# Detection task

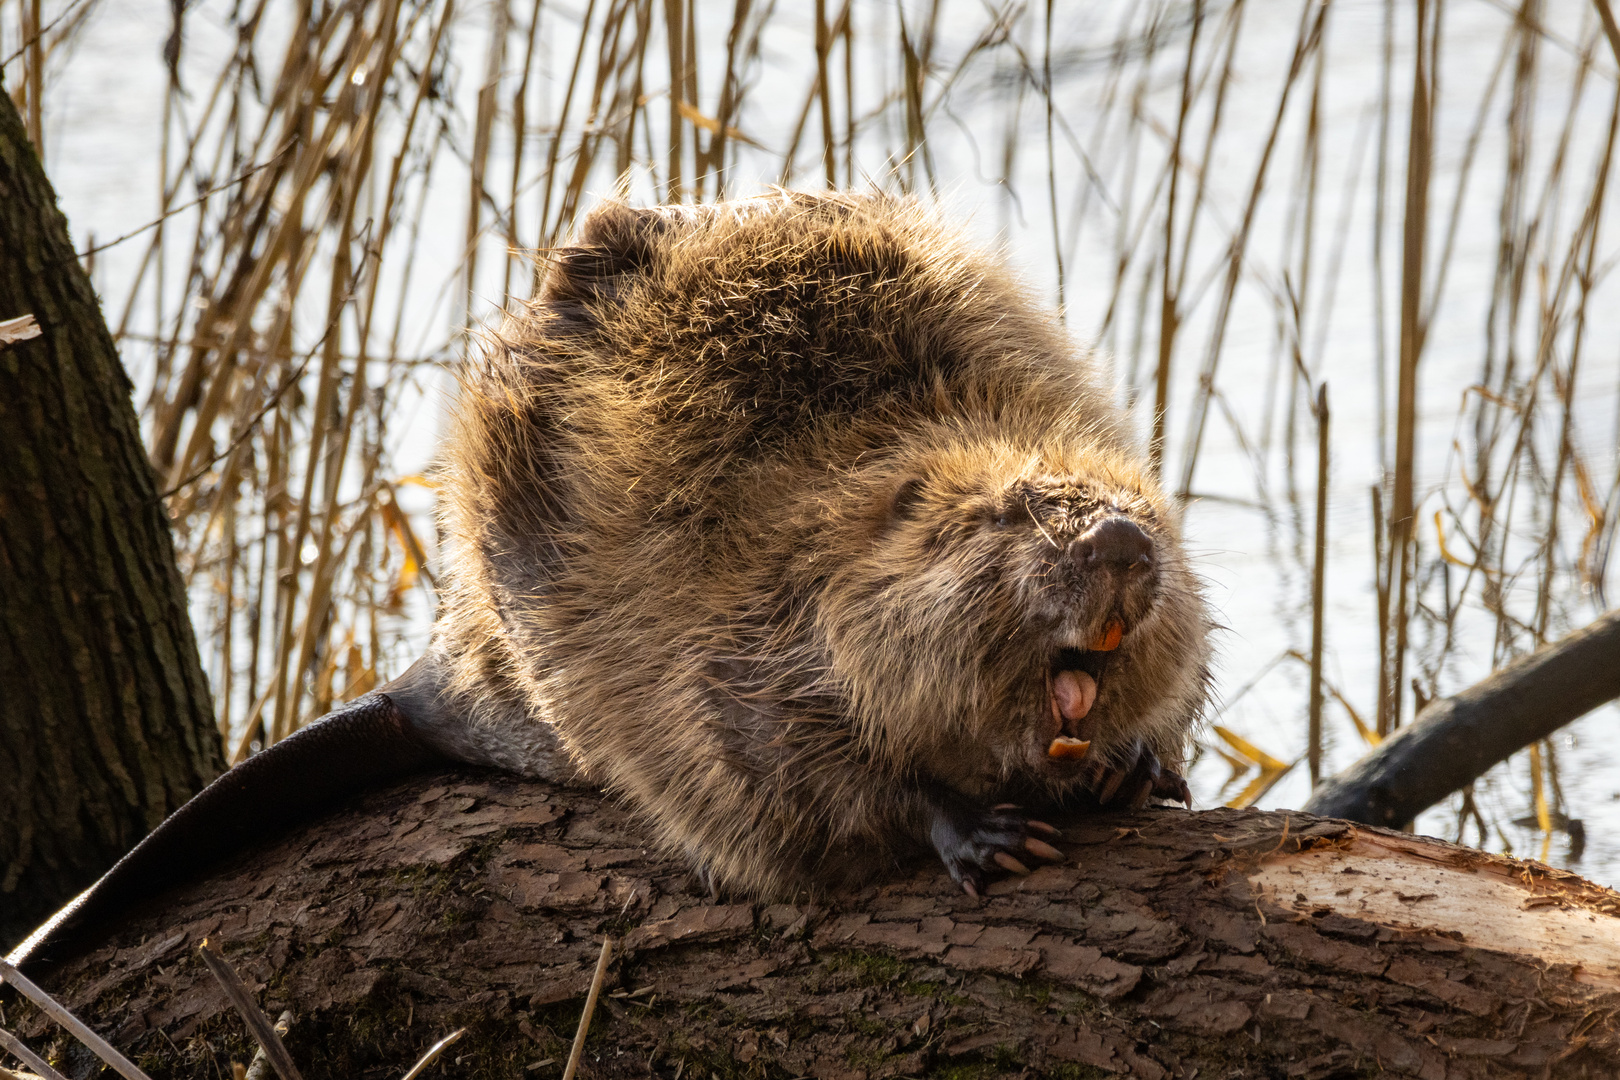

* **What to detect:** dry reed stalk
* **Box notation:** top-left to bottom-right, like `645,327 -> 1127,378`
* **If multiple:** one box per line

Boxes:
505,0 -> 543,300
0,960 -> 153,1080
400,1029 -> 465,1080
1043,0 -> 1065,315
196,942 -> 304,1080
23,0 -> 40,148
776,0 -> 848,187
1151,0 -> 1202,476
1177,0 -> 1327,501
815,0 -> 835,187
562,937 -> 615,1080
0,1024 -> 70,1080
1309,383 -> 1329,786
842,0 -> 854,185
9,0 -> 1613,873
1383,0 -> 1437,736
466,0 -> 511,330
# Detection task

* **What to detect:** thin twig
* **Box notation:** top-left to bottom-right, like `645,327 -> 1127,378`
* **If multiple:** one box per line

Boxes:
0,959 -> 154,1080
562,937 -> 615,1080
195,942 -> 305,1080
72,151 -> 290,262
0,0 -> 93,68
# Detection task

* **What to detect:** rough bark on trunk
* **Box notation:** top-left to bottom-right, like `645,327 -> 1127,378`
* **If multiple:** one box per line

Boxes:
0,86 -> 224,948
11,770 -> 1619,1080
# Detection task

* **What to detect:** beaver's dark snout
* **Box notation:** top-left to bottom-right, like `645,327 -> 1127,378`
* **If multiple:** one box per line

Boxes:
1073,516 -> 1154,572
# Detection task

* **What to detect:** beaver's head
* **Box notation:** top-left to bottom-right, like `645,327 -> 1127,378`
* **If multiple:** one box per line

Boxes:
818,427 -> 1212,798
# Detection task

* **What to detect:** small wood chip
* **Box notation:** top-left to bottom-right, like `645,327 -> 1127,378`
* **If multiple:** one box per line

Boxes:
0,314 -> 41,349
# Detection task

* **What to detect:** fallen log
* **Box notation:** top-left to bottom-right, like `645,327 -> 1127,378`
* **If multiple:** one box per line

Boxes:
5,770 -> 1619,1079
1304,608 -> 1620,827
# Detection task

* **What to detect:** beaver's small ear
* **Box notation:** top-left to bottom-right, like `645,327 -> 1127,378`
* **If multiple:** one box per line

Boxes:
540,202 -> 676,318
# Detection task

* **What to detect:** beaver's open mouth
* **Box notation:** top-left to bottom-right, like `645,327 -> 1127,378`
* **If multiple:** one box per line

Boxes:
1044,620 -> 1123,761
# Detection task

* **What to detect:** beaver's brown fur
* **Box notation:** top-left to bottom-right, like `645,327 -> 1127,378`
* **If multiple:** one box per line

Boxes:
433,191 -> 1212,898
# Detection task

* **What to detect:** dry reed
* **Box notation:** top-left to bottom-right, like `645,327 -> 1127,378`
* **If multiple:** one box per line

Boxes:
5,0 -> 1617,868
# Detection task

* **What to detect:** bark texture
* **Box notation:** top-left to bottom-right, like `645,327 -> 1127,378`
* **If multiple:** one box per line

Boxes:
0,87 -> 223,948
11,770 -> 1620,1080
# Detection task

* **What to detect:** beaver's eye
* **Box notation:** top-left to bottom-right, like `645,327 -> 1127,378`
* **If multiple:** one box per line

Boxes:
890,478 -> 927,521
994,511 -> 1012,528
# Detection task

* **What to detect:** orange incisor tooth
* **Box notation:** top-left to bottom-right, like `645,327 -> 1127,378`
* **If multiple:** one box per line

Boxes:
1047,736 -> 1091,760
1089,619 -> 1124,652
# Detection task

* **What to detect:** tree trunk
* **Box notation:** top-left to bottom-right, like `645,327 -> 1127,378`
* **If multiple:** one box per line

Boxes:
0,85 -> 223,948
11,770 -> 1619,1080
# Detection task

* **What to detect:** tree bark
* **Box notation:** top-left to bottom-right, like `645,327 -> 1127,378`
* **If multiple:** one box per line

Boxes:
11,770 -> 1620,1080
0,85 -> 223,948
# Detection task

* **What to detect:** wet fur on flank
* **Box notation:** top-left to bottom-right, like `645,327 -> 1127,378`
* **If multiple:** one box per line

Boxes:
432,190 -> 1212,898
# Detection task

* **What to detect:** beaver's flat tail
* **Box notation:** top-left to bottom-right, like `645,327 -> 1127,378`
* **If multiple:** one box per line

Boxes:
8,658 -> 452,969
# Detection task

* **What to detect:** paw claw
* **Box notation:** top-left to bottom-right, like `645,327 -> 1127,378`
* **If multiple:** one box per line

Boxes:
992,852 -> 1031,875
1152,770 -> 1193,808
1096,768 -> 1127,805
1024,837 -> 1063,861
933,801 -> 1067,892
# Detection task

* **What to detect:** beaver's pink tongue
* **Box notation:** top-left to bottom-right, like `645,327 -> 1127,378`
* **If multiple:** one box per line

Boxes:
1047,669 -> 1098,760
1052,669 -> 1097,732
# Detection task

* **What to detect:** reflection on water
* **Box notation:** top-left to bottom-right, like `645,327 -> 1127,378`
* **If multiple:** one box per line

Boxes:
17,0 -> 1620,880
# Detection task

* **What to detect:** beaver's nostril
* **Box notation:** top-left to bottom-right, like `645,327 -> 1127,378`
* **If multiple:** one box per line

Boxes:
1078,517 -> 1153,570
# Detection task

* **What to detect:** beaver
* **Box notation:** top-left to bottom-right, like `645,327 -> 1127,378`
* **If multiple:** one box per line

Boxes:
13,191 -> 1209,963
427,190 -> 1209,897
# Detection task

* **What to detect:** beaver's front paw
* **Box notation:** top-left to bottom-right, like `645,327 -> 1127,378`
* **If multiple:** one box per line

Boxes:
929,800 -> 1064,897
1086,738 -> 1192,810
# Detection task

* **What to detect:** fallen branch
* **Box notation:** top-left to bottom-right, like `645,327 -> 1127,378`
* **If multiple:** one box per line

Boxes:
1304,607 -> 1620,826
12,771 -> 1620,1077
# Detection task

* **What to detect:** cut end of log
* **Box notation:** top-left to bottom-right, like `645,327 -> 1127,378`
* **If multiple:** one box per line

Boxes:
1251,828 -> 1620,990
